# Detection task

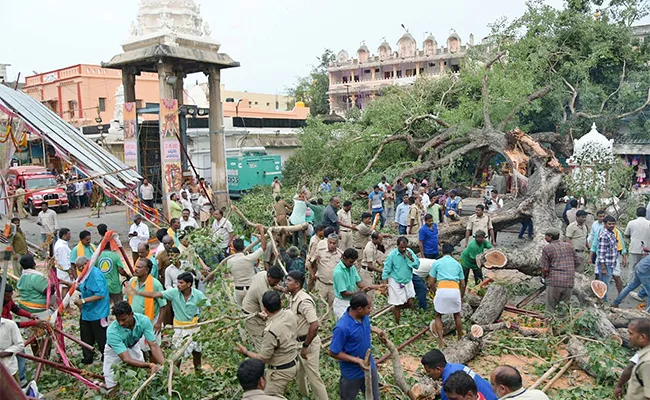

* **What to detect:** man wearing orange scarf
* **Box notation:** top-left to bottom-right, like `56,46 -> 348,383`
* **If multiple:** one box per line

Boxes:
127,258 -> 167,355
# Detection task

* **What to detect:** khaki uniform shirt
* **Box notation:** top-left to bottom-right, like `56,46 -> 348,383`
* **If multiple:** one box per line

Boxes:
353,222 -> 372,249
271,181 -> 282,194
241,389 -> 284,399
289,290 -> 319,337
11,229 -> 27,256
338,209 -> 353,232
466,214 -> 493,236
242,271 -> 271,314
273,200 -> 291,218
565,222 -> 588,251
228,248 -> 264,287
259,309 -> 298,366
408,205 -> 421,234
311,241 -> 342,284
628,346 -> 650,400
361,241 -> 379,269
308,235 -> 322,260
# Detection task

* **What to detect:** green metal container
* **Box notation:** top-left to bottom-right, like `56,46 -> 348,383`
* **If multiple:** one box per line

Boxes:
227,155 -> 282,196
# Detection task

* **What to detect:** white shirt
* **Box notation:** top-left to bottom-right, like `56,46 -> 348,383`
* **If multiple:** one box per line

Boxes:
180,217 -> 199,230
498,387 -> 549,400
0,319 -> 24,376
378,182 -> 388,192
625,217 -> 650,254
198,195 -> 211,212
140,183 -> 154,200
181,198 -> 193,213
212,218 -> 234,249
413,258 -> 434,280
165,265 -> 179,289
37,209 -> 58,234
155,242 -> 165,257
420,193 -> 431,209
53,239 -> 71,271
74,182 -> 85,196
488,197 -> 504,213
128,222 -> 150,253
406,182 -> 414,197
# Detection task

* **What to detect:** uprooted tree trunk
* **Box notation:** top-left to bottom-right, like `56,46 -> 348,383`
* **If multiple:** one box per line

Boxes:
567,337 -> 623,380
471,284 -> 508,325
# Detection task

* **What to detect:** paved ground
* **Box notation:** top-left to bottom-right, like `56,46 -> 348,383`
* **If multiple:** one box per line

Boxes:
15,204 -> 132,248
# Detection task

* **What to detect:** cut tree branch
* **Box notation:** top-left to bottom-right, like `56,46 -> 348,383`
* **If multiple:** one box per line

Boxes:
600,60 -> 626,113
405,113 -> 450,129
482,51 -> 507,130
498,85 -> 553,131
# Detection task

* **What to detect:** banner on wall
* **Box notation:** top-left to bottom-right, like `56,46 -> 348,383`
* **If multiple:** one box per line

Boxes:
160,99 -> 182,216
123,102 -> 138,166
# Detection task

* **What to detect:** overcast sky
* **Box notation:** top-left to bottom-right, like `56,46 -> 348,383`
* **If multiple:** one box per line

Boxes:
4,0 -> 648,95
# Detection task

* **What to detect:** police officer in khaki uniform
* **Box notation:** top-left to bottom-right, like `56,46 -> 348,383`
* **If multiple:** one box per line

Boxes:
286,271 -> 328,399
236,359 -> 285,400
236,291 -> 298,397
337,201 -> 357,251
227,225 -> 267,307
353,212 -> 374,252
360,231 -> 384,300
242,267 -> 285,351
308,233 -> 343,310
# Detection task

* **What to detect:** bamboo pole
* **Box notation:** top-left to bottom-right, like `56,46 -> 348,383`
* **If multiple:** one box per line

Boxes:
0,167 -> 136,201
20,351 -> 103,380
529,362 -> 561,390
541,360 -> 574,393
363,349 -> 373,400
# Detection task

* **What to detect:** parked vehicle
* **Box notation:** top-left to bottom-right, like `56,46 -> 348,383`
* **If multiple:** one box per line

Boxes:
6,166 -> 69,215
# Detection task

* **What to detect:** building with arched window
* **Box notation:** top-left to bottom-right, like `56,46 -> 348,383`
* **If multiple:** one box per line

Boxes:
327,30 -> 475,114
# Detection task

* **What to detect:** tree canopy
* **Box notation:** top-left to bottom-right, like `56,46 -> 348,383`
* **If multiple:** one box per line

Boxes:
284,0 -> 650,188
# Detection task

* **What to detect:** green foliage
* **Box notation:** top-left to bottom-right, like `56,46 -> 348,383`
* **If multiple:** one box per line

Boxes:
563,155 -> 634,208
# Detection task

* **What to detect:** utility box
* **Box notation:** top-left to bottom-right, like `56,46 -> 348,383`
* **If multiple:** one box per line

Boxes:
227,155 -> 282,197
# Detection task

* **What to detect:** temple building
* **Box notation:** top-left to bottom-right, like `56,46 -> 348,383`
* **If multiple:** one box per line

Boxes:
327,30 -> 475,114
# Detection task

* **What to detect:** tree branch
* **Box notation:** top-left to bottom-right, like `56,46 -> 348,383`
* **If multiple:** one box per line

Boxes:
405,113 -> 450,129
482,51 -> 508,130
498,85 -> 553,131
361,134 -> 422,174
614,86 -> 650,120
600,60 -> 626,113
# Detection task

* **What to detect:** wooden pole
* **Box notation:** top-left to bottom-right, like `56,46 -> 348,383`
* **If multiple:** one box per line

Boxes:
542,359 -> 574,393
377,326 -> 429,364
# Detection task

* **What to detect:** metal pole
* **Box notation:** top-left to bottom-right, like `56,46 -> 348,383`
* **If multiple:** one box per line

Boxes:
41,140 -> 46,167
0,247 -> 11,319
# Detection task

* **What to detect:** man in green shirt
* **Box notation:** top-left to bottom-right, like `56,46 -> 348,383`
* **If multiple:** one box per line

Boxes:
333,248 -> 382,320
460,230 -> 493,293
125,272 -> 210,371
382,236 -> 420,324
96,242 -> 128,305
126,258 -> 167,354
16,254 -> 50,318
70,230 -> 96,264
103,301 -> 165,390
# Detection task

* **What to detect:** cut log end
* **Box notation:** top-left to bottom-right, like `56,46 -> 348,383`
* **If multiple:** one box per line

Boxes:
482,250 -> 508,269
470,325 -> 484,338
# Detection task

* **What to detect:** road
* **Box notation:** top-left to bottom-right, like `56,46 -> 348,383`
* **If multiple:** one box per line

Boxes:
16,204 -> 133,248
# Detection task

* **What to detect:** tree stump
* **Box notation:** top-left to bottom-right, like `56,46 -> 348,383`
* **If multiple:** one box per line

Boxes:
471,285 -> 508,325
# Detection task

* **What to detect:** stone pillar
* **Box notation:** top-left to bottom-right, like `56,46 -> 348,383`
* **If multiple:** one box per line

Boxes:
157,62 -> 175,100
173,71 -> 185,105
122,68 -> 136,103
207,67 -> 228,207
157,61 -> 175,214
328,95 -> 334,114
393,65 -> 397,79
328,72 -> 333,86
371,67 -> 376,81
416,62 -> 421,76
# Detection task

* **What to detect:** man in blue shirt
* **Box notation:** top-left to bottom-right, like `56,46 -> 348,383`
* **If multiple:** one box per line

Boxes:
319,177 -> 332,193
329,292 -> 386,400
421,349 -> 497,400
419,214 -> 439,259
395,195 -> 410,235
368,186 -> 385,229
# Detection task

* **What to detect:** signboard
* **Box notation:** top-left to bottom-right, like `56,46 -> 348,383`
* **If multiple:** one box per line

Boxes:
123,102 -> 138,165
160,99 -> 182,217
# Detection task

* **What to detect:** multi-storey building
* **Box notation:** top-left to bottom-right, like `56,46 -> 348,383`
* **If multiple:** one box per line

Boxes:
327,30 -> 475,114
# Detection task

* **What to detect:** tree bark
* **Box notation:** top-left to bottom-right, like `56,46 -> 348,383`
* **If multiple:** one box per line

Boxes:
440,303 -> 474,335
606,307 -> 650,328
582,308 -> 619,340
567,337 -> 623,379
443,336 -> 483,364
471,285 -> 508,325
382,337 -> 417,400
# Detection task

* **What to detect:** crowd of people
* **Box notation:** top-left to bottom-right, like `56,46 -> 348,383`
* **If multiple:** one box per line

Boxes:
3,174 -> 650,400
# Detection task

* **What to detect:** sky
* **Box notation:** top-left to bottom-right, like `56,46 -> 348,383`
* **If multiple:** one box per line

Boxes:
3,0 -> 647,95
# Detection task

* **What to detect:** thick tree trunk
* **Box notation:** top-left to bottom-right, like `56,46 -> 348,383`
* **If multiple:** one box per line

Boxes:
439,303 -> 474,335
567,337 -> 623,379
443,337 -> 483,364
582,308 -> 619,340
606,307 -> 650,328
471,285 -> 508,325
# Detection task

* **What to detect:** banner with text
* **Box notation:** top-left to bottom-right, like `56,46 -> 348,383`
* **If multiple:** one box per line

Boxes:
160,99 -> 182,218
123,102 -> 138,167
